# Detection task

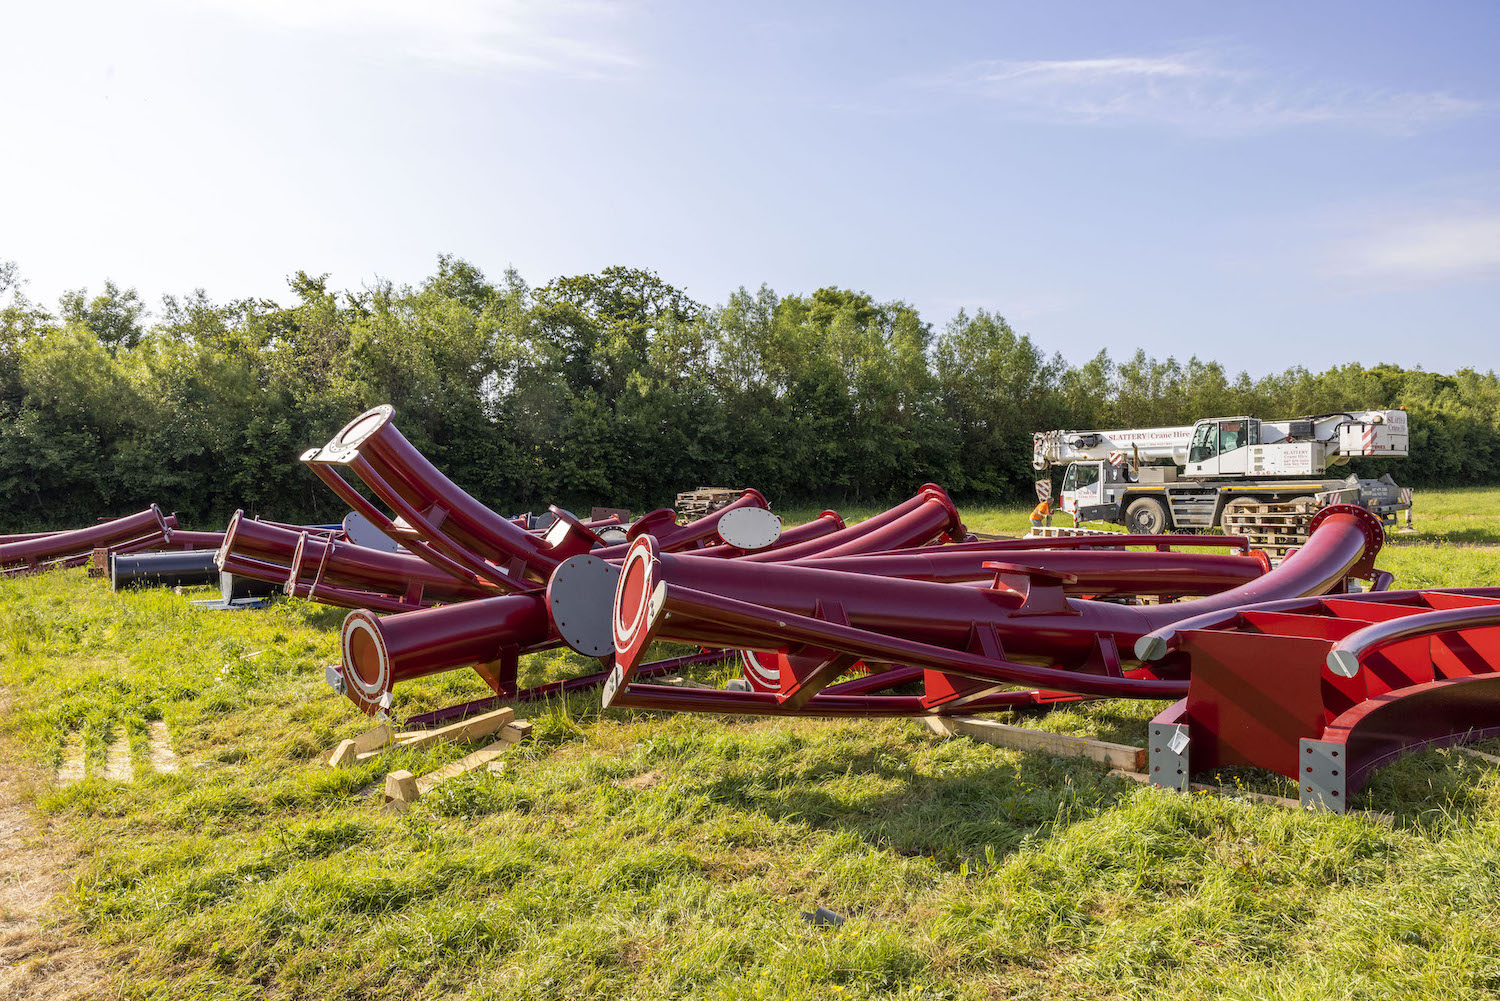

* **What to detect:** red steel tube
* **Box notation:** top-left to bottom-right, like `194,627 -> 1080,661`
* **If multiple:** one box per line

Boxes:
1326,604 -> 1500,679
157,530 -> 227,550
720,487 -> 963,565
285,529 -> 491,604
616,490 -> 771,553
339,594 -> 553,714
302,405 -> 602,585
689,510 -> 847,559
0,529 -> 63,544
1,506 -> 172,574
787,547 -> 1269,596
603,505 -> 1385,709
839,533 -> 1254,557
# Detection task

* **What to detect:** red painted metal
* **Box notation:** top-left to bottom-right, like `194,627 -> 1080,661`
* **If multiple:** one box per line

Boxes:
1139,587 -> 1500,809
734,545 -> 1271,692
301,405 -> 603,593
787,547 -> 1269,595
339,593 -> 554,714
689,510 -> 846,559
400,649 -> 734,728
599,505 -> 1385,715
1316,674 -> 1500,796
0,529 -> 64,544
617,489 -> 771,552
736,486 -> 965,562
1,506 -> 172,576
249,518 -> 343,537
147,530 -> 227,551
324,490 -> 958,713
285,529 -> 491,606
837,533 -> 1254,557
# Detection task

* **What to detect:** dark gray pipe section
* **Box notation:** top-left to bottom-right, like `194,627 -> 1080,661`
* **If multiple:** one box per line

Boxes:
220,571 -> 283,601
111,549 -> 220,590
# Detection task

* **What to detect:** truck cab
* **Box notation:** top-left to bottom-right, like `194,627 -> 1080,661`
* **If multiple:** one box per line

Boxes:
1059,459 -> 1133,522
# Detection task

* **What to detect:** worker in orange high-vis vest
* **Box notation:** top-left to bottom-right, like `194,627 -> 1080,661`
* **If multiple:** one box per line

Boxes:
1030,500 -> 1050,529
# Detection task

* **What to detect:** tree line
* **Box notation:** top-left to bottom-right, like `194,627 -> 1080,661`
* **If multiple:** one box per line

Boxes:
2,257 -> 1496,530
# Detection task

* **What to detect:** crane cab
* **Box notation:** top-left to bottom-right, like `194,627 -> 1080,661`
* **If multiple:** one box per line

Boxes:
1185,417 -> 1261,478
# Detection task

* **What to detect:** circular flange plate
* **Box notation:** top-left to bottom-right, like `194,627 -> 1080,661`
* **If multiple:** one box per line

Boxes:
547,555 -> 623,657
342,511 -> 403,552
717,507 -> 782,550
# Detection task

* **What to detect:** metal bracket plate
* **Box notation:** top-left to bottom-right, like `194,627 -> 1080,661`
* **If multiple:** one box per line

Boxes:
1149,721 -> 1190,791
1299,738 -> 1348,813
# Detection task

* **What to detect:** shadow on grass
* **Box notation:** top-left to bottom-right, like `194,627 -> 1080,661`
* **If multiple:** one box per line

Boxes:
698,743 -> 1134,866
1354,746 -> 1500,824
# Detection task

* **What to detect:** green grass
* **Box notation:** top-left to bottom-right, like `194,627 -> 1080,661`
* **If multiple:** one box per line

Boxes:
4,487 -> 1500,999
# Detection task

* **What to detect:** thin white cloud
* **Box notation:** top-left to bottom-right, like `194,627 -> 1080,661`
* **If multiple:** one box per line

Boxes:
922,49 -> 1483,136
1339,213 -> 1500,283
191,0 -> 638,76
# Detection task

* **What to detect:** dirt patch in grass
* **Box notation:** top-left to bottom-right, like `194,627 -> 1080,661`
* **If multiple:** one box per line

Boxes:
0,695 -> 106,1000
617,769 -> 664,790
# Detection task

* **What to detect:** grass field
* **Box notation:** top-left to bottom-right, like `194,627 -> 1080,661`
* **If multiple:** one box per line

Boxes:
4,488 -> 1500,999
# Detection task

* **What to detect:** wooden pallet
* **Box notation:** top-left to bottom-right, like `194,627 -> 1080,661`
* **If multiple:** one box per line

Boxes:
674,487 -> 742,521
1023,525 -> 1120,539
1221,499 -> 1318,561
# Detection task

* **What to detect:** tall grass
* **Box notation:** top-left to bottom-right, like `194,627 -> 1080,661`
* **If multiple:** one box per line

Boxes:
2,487 -> 1499,999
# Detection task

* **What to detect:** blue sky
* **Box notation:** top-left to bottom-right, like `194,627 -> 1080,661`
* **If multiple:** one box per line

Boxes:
2,1 -> 1497,374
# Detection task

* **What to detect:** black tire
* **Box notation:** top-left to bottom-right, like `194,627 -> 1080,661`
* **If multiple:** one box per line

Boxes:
1124,497 -> 1170,535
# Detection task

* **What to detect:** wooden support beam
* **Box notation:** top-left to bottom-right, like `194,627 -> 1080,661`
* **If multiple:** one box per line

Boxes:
353,707 -> 516,764
416,740 -> 509,796
380,720 -> 533,810
382,770 -> 419,813
924,715 -> 1146,771
395,707 -> 514,749
1459,747 -> 1500,766
326,721 -> 394,767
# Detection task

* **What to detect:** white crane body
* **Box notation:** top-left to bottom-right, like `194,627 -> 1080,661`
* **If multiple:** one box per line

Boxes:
1030,410 -> 1412,543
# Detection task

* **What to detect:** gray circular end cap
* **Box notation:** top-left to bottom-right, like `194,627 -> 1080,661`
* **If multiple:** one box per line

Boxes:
343,511 -> 402,552
597,527 -> 629,545
548,555 -> 622,657
717,507 -> 782,550
1326,650 -> 1362,678
1134,634 -> 1169,662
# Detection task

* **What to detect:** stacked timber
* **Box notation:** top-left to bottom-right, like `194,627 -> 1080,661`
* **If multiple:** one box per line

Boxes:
674,487 -> 743,521
1220,498 -> 1317,563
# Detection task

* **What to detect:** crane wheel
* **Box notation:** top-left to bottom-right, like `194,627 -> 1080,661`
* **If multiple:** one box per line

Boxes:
1124,497 -> 1169,535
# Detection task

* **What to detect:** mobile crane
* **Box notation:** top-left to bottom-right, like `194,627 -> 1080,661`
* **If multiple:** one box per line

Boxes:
1032,411 -> 1412,548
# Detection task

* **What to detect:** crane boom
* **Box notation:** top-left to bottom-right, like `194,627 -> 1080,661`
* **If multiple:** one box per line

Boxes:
1032,426 -> 1194,470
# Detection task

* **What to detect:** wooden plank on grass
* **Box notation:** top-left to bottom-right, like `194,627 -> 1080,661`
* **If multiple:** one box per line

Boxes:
387,721 -> 533,803
415,740 -> 510,795
396,707 -> 514,750
327,721 -> 395,767
355,707 -> 516,763
938,716 -> 1146,771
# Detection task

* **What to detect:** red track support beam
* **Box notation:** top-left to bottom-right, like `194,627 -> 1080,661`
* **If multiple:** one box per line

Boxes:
1,506 -> 172,576
597,506 -> 1385,716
